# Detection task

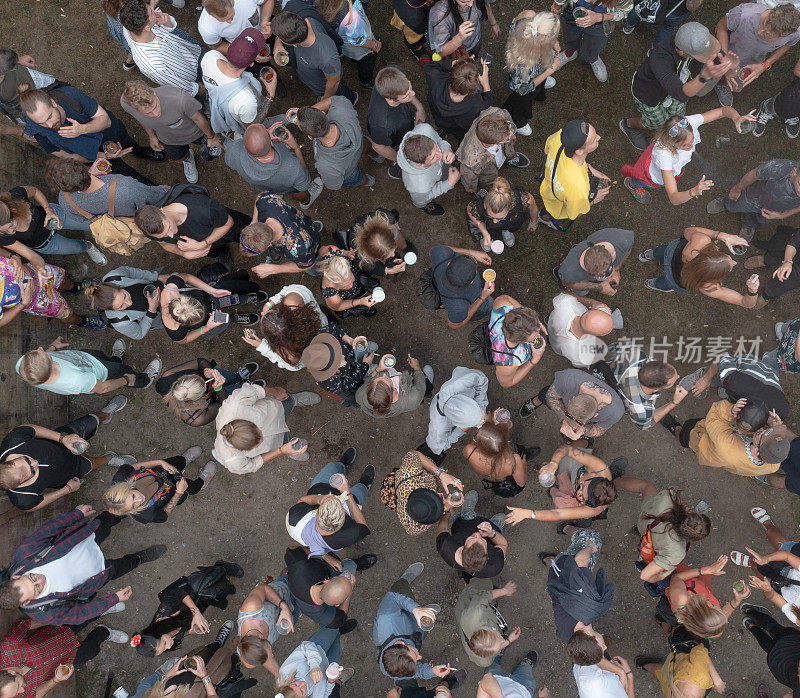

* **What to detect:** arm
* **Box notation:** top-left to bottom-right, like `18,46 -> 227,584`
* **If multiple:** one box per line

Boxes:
544,383 -> 566,416
27,484 -> 77,512
187,111 -> 220,146
436,509 -> 453,536
203,214 -> 234,246
3,241 -> 46,274
495,360 -> 537,388
73,103 -> 112,136
639,560 -> 672,583
446,289 -> 492,329
90,375 -> 131,394
322,73 -> 342,101
729,168 -> 759,198
715,15 -> 730,53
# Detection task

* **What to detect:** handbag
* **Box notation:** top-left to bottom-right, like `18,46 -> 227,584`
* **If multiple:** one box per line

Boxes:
62,179 -> 148,256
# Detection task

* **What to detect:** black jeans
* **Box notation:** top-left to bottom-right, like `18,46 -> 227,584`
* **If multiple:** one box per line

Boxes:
212,209 -> 255,257
83,349 -> 150,387
502,85 -> 545,128
106,552 -> 142,581
356,52 -> 378,85
756,226 -> 800,300
774,76 -> 800,120
167,454 -> 205,499
745,605 -> 800,653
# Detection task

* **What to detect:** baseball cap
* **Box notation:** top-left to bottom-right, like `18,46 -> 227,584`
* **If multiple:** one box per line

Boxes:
441,254 -> 479,294
561,120 -> 589,157
675,22 -> 721,63
228,28 -> 266,69
760,429 -> 791,464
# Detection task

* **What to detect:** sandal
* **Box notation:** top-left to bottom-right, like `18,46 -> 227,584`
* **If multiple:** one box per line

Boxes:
751,507 -> 771,528
730,550 -> 751,567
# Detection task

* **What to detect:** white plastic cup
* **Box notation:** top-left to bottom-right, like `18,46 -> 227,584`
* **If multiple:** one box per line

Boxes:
325,663 -> 343,681
539,469 -> 556,488
329,473 -> 346,490
490,239 -> 504,254
113,689 -> 130,698
277,617 -> 292,635
371,287 -> 386,303
404,251 -> 418,265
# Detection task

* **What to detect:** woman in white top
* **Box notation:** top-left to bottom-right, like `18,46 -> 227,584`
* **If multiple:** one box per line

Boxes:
241,284 -> 328,371
621,107 -> 754,206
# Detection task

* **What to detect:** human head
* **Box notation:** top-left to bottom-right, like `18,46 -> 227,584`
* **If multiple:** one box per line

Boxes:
0,456 -> 34,490
475,113 -> 512,147
17,348 -> 54,385
0,191 -> 31,234
244,123 -> 272,158
638,362 -> 678,390
0,47 -> 18,77
755,424 -> 793,464
227,28 -> 266,68
202,0 -> 234,21
375,66 -> 413,103
406,488 -> 445,524
317,254 -> 352,284
235,634 -> 273,669
579,309 -> 614,337
653,115 -> 695,154
259,299 -> 321,366
45,157 -> 91,193
134,631 -> 174,657
271,12 -> 309,45
674,594 -> 728,638
365,376 -> 395,415
403,134 -> 438,165
643,488 -> 711,542
564,393 -> 598,432
301,332 -> 344,382
566,627 -> 605,665
764,4 -> 800,38
484,177 -> 514,217
19,87 -> 64,129
441,254 -> 478,293
461,538 -> 489,573
103,481 -> 149,515
220,419 -> 263,450
468,628 -> 504,657
240,222 -> 276,256
122,80 -> 160,117
582,245 -> 614,280
318,575 -> 352,606
561,119 -> 589,157
84,280 -> 128,311
135,205 -> 169,238
168,294 -> 205,325
505,12 -> 560,70
735,398 -> 769,434
119,0 -> 152,34
502,306 -> 542,344
449,58 -> 481,96
674,21 -> 721,62
0,573 -> 44,607
0,670 -> 25,698
297,107 -> 330,139
382,642 -> 420,678
472,415 -> 513,477
316,497 -> 346,534
354,212 -> 397,263
164,374 -> 209,415
680,242 -> 734,291
591,479 -> 617,506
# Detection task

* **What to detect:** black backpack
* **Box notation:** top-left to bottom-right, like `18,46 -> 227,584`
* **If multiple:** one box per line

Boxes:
469,314 -> 510,365
416,267 -> 442,310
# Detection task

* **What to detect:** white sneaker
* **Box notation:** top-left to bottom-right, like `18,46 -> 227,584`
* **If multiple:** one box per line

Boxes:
300,177 -> 323,210
100,395 -> 128,424
99,626 -> 130,644
183,150 -> 198,184
556,50 -> 578,67
590,57 -> 607,82
111,339 -> 126,359
501,230 -> 515,247
291,391 -> 321,406
516,123 -> 532,136
101,602 -> 125,616
105,453 -> 136,468
143,356 -> 162,385
422,365 -> 434,383
544,76 -> 556,89
85,243 -> 107,265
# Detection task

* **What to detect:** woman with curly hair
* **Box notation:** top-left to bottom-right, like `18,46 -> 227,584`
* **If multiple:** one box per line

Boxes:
503,11 -> 561,133
241,284 -> 328,371
487,294 -> 547,388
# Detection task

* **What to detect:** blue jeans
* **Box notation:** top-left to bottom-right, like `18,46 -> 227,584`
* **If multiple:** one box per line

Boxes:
762,348 -> 781,372
623,7 -> 690,46
649,237 -> 688,292
626,176 -> 658,190
485,655 -> 537,694
48,201 -> 92,234
723,193 -> 767,229
308,626 -> 342,665
311,461 -> 369,505
342,165 -> 365,189
218,368 -> 241,396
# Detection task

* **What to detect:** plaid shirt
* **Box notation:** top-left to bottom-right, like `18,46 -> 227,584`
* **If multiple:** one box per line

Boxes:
11,509 -> 118,626
0,618 -> 79,698
605,343 -> 660,429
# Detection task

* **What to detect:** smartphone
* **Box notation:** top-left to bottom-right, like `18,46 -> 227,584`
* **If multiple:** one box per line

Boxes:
214,293 -> 240,308
212,311 -> 230,324
243,328 -> 256,340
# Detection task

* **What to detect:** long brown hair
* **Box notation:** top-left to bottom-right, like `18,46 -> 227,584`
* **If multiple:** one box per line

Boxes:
259,300 -> 322,365
641,488 -> 710,542
680,242 -> 732,292
471,415 -> 513,478
103,0 -> 129,17
315,0 -> 346,21
0,191 -> 31,226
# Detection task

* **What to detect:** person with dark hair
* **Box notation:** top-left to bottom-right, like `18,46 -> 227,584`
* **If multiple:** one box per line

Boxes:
301,324 -> 372,406
740,604 -> 800,697
487,294 -> 546,388
538,120 -> 609,231
752,55 -> 800,139
425,57 -> 494,141
427,0 -> 499,59
506,444 -> 623,530
568,627 -> 634,697
742,223 -> 800,307
613,478 -> 711,596
555,228 -> 634,296
0,398 -> 128,512
131,562 -> 243,657
397,124 -> 461,215
0,504 -> 166,626
357,353 -> 433,418
0,46 -> 56,136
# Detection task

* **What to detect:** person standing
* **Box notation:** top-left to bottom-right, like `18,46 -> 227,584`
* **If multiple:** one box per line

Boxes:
751,55 -> 800,138
428,244 -> 494,328
198,0 -> 271,54
555,228 -> 634,296
397,124 -> 461,216
0,47 -> 56,136
567,629 -> 634,697
547,293 -> 614,369
425,58 -> 494,141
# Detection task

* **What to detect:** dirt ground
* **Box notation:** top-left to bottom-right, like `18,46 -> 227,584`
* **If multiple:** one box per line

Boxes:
4,0 -> 800,695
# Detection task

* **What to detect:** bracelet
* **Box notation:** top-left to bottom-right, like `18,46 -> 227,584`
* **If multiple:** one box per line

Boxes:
747,289 -> 759,296
199,327 -> 205,335
266,301 -> 274,310
699,566 -> 704,576
530,510 -> 536,519
783,259 -> 794,265
202,677 -> 212,685
58,433 -> 65,444
434,466 -> 444,477
213,385 -> 224,391
764,60 -> 772,71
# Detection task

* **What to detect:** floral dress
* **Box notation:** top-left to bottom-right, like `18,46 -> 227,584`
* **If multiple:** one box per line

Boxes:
777,318 -> 800,373
255,194 -> 321,269
0,257 -> 70,321
320,250 -> 368,302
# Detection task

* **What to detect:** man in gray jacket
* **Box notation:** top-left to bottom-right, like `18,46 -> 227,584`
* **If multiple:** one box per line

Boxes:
396,123 -> 461,216
93,266 -> 165,340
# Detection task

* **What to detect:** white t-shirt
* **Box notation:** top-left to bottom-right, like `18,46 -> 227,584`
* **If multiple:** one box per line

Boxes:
31,534 -> 106,597
198,0 -> 261,46
547,293 -> 608,368
780,565 -> 800,624
648,113 -> 704,185
200,50 -> 259,126
574,664 -> 628,698
486,143 -> 506,170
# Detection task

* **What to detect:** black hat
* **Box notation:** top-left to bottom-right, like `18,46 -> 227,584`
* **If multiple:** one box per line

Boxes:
406,488 -> 445,524
736,397 -> 768,433
441,254 -> 480,294
561,120 -> 589,157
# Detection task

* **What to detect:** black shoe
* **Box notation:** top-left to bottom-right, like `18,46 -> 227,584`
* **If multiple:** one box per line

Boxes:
522,650 -> 538,668
214,560 -> 245,577
519,397 -> 543,419
362,306 -> 378,317
619,119 -> 649,151
243,291 -> 269,305
354,553 -> 378,571
523,445 -> 541,462
421,202 -> 445,216
132,144 -> 166,161
552,265 -> 568,292
444,669 -> 466,691
660,413 -> 681,435
538,551 -> 557,566
741,603 -> 775,619
388,162 -> 402,180
635,655 -> 663,670
61,277 -> 99,295
609,457 -> 628,479
339,618 -> 358,634
358,464 -> 375,489
340,447 -> 357,469
136,544 -> 167,563
236,362 -> 260,381
232,313 -> 259,325
214,619 -> 235,646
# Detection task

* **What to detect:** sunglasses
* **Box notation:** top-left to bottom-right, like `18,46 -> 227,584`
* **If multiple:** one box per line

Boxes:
239,234 -> 269,255
668,118 -> 689,138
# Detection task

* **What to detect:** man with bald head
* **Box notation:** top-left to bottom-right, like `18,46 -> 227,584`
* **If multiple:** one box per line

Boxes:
224,121 -> 323,209
547,293 -> 616,369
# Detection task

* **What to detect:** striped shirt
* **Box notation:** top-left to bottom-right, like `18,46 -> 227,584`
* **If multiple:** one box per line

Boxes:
124,17 -> 202,96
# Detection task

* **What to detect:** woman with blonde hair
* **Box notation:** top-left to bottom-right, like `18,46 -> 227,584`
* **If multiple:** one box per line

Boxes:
103,448 -> 215,524
639,226 -> 761,307
503,11 -> 561,133
316,0 -> 380,87
317,247 -> 378,318
466,176 -> 539,251
273,629 -> 353,698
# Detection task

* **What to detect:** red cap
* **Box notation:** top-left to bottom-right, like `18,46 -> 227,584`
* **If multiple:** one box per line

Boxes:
227,28 -> 266,68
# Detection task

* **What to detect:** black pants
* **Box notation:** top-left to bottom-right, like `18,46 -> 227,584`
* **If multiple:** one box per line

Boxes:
73,626 -> 111,667
679,417 -> 702,448
416,441 -> 446,467
756,226 -> 800,300
83,349 -> 150,387
212,209 -> 256,257
745,605 -> 799,653
502,85 -> 545,128
355,52 -> 378,86
424,376 -> 434,398
775,76 -> 800,120
214,269 -> 259,295
167,454 -> 205,499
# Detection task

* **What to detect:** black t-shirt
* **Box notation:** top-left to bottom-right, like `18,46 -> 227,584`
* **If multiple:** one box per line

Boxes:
0,426 -> 90,510
160,193 -> 230,245
367,80 -> 415,150
284,547 -> 348,628
632,36 -> 700,107
112,463 -> 177,524
124,284 -> 150,312
287,482 -> 371,551
424,63 -> 494,141
436,516 -> 504,578
670,237 -> 689,286
164,274 -> 212,341
768,631 -> 800,694
0,187 -> 50,249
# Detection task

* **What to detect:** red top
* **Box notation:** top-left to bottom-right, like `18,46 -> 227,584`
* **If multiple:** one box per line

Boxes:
665,562 -> 721,610
0,618 -> 79,698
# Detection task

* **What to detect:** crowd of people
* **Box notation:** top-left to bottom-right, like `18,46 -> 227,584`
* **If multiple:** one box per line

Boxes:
2,0 -> 800,694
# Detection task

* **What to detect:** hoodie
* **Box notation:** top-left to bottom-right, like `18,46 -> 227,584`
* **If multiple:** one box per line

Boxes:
456,106 -> 516,193
396,123 -> 454,208
373,591 -> 435,680
312,95 -> 364,191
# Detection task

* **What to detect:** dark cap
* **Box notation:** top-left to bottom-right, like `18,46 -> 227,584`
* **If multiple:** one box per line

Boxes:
406,488 -> 445,524
735,398 -> 768,433
561,120 -> 589,157
441,254 -> 479,294
227,28 -> 266,68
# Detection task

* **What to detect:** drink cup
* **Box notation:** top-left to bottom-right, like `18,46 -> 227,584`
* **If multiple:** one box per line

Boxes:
56,664 -> 72,680
103,141 -> 121,156
46,217 -> 61,231
272,125 -> 288,140
732,244 -> 748,255
71,440 -> 88,455
354,338 -> 368,350
325,663 -> 343,681
276,51 -> 289,66
539,469 -> 556,488
532,336 -> 545,350
259,46 -> 271,58
143,283 -> 157,298
737,119 -> 754,134
113,689 -> 130,698
490,239 -> 504,254
184,657 -> 199,671
330,472 -> 346,490
383,354 -> 396,368
733,580 -> 745,593
96,158 -> 112,173
371,287 -> 386,303
573,7 -> 587,18
293,438 -> 308,451
495,408 -> 511,423
739,66 -> 752,81
482,268 -> 496,283
277,617 -> 292,635
260,66 -> 275,82
419,613 -> 435,631
447,485 -> 463,505
404,251 -> 417,265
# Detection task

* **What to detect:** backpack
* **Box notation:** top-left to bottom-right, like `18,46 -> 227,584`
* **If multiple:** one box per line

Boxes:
468,314 -> 509,365
416,267 -> 442,310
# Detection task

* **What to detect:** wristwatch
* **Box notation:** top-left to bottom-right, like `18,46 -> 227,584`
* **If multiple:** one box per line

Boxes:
698,74 -> 709,83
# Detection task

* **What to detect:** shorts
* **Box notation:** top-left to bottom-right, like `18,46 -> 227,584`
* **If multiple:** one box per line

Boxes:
633,94 -> 687,131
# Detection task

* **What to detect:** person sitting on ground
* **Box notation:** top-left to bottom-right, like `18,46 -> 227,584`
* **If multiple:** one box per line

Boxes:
519,368 -> 625,440
428,244 -> 494,328
132,561 -> 243,657
462,410 -> 540,498
477,655 -> 547,698
397,123 -> 461,216
457,108 -> 530,194
456,577 -> 521,668
745,223 -> 800,306
466,177 -> 538,252
273,627 -> 354,698
539,120 -> 609,232
0,401 -> 128,512
366,65 -> 425,180
225,122 -> 321,209
541,529 -> 615,642
16,339 -> 161,396
567,627 -> 635,698
242,284 -> 327,371
316,249 -> 379,319
301,324 -> 372,407
613,478 -> 711,596
373,562 -> 456,681
547,293 -> 614,369
103,447 -> 217,524
334,208 -> 416,279
357,353 -> 434,418
766,316 -> 800,377
622,108 -> 753,206
437,491 -> 508,579
425,57 -> 494,141
506,444 -> 623,529
427,0 -> 499,59
487,295 -> 547,388
212,382 -> 318,474
751,54 -> 800,139
555,227 -> 634,297
0,505 -> 166,626
245,193 -> 323,279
